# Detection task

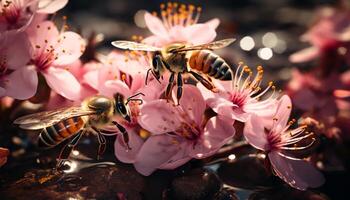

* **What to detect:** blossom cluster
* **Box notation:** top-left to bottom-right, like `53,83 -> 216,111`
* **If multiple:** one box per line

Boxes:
0,1 -> 325,191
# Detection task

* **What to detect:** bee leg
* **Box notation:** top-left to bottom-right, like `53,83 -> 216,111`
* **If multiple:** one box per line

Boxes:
57,131 -> 83,168
91,126 -> 107,160
176,73 -> 183,105
165,72 -> 175,99
112,121 -> 131,151
189,70 -> 215,91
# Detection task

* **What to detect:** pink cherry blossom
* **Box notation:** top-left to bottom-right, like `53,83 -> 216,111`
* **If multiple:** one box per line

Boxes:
133,85 -> 235,175
287,68 -> 350,118
0,32 -> 37,99
24,20 -> 85,100
143,3 -> 219,47
290,7 -> 350,65
83,51 -> 147,99
0,0 -> 38,34
203,63 -> 278,123
244,95 -> 325,190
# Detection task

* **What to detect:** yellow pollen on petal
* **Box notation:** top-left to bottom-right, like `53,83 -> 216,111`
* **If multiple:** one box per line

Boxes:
139,128 -> 151,139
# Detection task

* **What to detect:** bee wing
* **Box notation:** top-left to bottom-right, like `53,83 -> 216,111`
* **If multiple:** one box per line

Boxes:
170,38 -> 236,53
14,107 -> 97,130
111,40 -> 161,52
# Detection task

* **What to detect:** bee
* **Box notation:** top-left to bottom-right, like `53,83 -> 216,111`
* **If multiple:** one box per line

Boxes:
14,92 -> 144,167
112,38 -> 235,102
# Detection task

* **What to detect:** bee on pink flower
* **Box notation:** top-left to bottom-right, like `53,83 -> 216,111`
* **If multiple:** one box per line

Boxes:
143,2 -> 220,47
202,63 -> 278,123
23,20 -> 86,100
244,95 -> 325,190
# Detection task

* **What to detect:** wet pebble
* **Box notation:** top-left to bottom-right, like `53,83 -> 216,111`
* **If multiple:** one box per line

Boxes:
218,153 -> 277,190
168,168 -> 222,200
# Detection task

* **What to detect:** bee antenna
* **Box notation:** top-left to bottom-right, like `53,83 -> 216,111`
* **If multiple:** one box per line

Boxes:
126,93 -> 145,105
145,68 -> 152,85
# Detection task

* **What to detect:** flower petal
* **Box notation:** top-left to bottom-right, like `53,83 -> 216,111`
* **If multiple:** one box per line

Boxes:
205,18 -> 220,29
53,31 -> 85,66
3,32 -> 31,70
243,114 -> 268,151
269,151 -> 325,190
3,66 -> 38,100
27,20 -> 59,53
102,80 -> 131,98
273,95 -> 292,133
138,100 -> 182,134
114,130 -> 144,163
42,67 -> 81,100
37,0 -> 68,13
183,24 -> 217,45
144,12 -> 168,39
179,85 -> 206,125
134,134 -> 180,176
191,116 -> 235,158
289,47 -> 320,63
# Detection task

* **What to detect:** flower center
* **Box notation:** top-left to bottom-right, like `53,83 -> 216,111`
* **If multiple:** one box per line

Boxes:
1,1 -> 21,27
153,2 -> 202,29
177,121 -> 200,141
265,128 -> 282,151
32,47 -> 56,71
231,63 -> 276,108
230,91 -> 248,108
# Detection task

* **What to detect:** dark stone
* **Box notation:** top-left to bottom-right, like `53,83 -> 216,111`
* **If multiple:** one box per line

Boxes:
218,153 -> 277,190
169,168 -> 222,200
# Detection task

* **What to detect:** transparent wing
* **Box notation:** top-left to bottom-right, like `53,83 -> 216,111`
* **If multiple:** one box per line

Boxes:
14,107 -> 97,130
170,38 -> 236,53
111,40 -> 161,52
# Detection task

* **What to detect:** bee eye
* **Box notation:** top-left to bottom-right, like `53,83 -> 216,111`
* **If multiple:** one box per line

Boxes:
116,103 -> 127,116
152,57 -> 159,71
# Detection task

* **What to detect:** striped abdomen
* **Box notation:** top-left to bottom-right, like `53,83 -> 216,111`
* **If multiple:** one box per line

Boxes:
38,116 -> 85,148
189,50 -> 232,80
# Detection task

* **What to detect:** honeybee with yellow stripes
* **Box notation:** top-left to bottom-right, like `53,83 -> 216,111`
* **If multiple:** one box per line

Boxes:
14,92 -> 144,167
112,38 -> 235,102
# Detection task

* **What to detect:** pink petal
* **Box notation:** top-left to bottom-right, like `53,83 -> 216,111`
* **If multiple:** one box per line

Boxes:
142,35 -> 168,47
144,12 -> 168,39
130,74 -> 145,94
3,66 -> 38,100
273,95 -> 292,133
114,130 -> 144,163
179,85 -> 206,125
138,100 -> 182,134
289,47 -> 320,63
27,20 -> 59,53
83,70 -> 99,90
53,31 -> 85,66
3,32 -> 31,70
37,0 -> 68,13
183,24 -> 217,45
191,116 -> 235,158
243,114 -> 268,150
102,80 -> 131,98
205,18 -> 220,30
269,151 -> 325,190
134,134 -> 181,176
244,99 -> 278,120
42,67 -> 81,100
158,138 -> 192,169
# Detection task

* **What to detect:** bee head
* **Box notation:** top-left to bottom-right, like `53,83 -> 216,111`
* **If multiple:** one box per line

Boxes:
113,93 -> 131,123
151,52 -> 163,80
